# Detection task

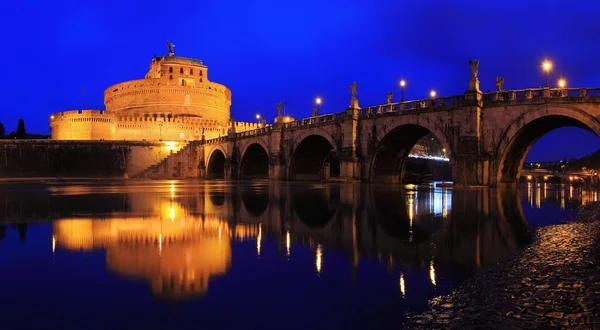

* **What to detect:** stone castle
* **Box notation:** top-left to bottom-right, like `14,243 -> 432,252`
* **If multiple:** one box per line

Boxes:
50,44 -> 261,141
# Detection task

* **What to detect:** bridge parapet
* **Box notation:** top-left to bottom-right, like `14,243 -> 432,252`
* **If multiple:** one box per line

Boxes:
235,126 -> 273,138
283,112 -> 345,129
359,95 -> 467,118
482,87 -> 600,104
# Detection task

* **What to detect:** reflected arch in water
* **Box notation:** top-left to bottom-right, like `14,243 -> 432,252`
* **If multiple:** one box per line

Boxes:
369,124 -> 452,183
240,187 -> 269,217
207,148 -> 226,180
291,186 -> 337,228
239,143 -> 270,180
496,106 -> 600,184
290,133 -> 339,181
209,190 -> 226,207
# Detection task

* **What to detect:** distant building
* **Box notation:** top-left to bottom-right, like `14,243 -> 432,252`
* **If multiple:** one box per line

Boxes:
50,50 -> 259,141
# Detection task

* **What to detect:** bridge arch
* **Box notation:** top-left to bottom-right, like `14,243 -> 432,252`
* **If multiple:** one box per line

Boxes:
289,131 -> 340,181
495,105 -> 600,184
369,123 -> 452,183
239,143 -> 270,180
206,148 -> 226,179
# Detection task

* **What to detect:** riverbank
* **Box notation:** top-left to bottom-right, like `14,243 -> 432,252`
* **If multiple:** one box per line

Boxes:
406,203 -> 600,329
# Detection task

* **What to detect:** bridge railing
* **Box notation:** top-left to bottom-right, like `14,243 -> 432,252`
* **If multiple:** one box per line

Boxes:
481,87 -> 600,102
204,136 -> 228,144
359,95 -> 466,117
282,112 -> 345,129
235,126 -> 273,138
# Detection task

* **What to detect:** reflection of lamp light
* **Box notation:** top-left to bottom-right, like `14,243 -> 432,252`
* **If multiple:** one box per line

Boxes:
257,224 -> 262,257
316,244 -> 323,275
400,272 -> 406,297
52,235 -> 56,255
286,231 -> 291,258
429,260 -> 436,286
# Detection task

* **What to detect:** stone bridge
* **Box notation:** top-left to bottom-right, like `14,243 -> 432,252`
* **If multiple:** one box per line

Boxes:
144,85 -> 600,186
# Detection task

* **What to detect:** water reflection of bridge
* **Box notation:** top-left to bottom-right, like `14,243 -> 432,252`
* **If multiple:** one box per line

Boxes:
0,182 -> 534,300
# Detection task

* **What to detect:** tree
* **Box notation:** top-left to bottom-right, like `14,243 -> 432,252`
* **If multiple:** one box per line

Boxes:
16,118 -> 26,138
0,121 -> 4,137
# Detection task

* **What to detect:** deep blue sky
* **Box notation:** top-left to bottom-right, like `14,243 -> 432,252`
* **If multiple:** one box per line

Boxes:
2,0 -> 600,161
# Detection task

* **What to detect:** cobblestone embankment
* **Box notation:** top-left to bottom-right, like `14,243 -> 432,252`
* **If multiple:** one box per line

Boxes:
406,203 -> 600,329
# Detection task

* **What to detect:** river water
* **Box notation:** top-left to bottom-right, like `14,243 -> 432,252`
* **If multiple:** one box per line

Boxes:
0,181 -> 595,329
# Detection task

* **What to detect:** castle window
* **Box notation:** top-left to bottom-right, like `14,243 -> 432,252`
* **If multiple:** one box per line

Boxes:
200,78 -> 203,83
169,67 -> 173,73
170,75 -> 173,80
180,68 -> 183,74
190,69 -> 193,75
200,71 -> 203,76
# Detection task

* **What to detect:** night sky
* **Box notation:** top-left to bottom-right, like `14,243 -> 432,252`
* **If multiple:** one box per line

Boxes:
2,0 -> 600,162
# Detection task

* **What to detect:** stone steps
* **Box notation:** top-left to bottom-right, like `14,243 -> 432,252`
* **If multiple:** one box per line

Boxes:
134,143 -> 189,178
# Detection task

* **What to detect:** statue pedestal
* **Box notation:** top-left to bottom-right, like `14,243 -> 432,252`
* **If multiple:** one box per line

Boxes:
467,78 -> 480,93
349,98 -> 360,110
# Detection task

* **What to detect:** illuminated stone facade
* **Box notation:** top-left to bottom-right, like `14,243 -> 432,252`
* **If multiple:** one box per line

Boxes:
50,52 -> 260,141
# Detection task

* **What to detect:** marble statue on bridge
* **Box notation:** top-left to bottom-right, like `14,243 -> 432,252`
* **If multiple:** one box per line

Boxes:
386,92 -> 394,104
276,102 -> 283,116
469,59 -> 479,79
468,59 -> 481,92
496,76 -> 505,92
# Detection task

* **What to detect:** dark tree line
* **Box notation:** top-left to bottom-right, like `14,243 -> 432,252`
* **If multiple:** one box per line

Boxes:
0,118 -> 47,139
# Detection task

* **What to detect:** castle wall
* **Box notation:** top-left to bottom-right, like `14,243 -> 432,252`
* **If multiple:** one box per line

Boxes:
104,80 -> 231,123
50,110 -> 115,140
0,140 -> 185,178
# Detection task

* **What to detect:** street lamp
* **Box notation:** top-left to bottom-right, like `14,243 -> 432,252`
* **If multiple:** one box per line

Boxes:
430,90 -> 437,98
400,80 -> 406,102
558,78 -> 566,89
542,60 -> 552,87
315,97 -> 322,116
158,117 -> 164,141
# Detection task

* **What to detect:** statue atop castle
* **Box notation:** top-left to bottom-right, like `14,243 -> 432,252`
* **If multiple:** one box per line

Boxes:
166,41 -> 175,56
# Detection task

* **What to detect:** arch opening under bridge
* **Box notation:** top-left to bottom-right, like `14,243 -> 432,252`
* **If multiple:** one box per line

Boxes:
290,134 -> 340,181
207,149 -> 226,180
496,109 -> 600,185
239,143 -> 269,180
370,124 -> 452,184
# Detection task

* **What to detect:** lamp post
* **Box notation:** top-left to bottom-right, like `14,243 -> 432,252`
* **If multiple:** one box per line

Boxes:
430,90 -> 436,98
542,60 -> 552,87
400,80 -> 406,102
315,97 -> 322,116
158,118 -> 164,141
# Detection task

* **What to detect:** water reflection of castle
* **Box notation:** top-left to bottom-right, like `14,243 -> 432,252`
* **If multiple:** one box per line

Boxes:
52,195 -> 259,300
